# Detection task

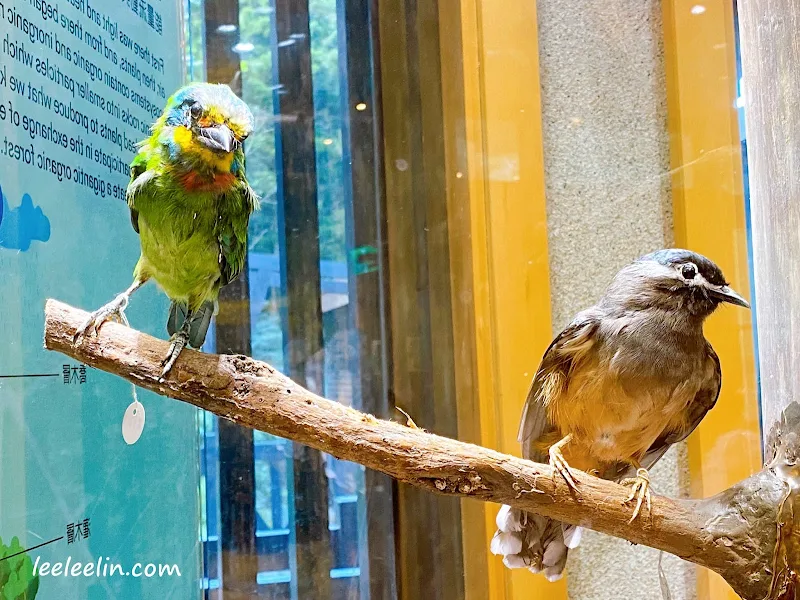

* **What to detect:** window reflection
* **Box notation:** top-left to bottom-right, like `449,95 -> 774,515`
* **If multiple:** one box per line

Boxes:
194,0 -> 374,596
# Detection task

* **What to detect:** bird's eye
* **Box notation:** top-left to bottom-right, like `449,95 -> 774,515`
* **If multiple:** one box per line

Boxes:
190,103 -> 203,119
681,263 -> 697,280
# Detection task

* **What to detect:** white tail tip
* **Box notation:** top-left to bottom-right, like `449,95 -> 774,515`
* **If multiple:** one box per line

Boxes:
563,525 -> 583,549
490,531 -> 523,556
495,504 -> 524,532
545,568 -> 564,582
502,554 -> 530,569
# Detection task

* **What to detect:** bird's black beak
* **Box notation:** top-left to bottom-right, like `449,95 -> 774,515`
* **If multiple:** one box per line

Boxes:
709,284 -> 750,308
198,124 -> 235,153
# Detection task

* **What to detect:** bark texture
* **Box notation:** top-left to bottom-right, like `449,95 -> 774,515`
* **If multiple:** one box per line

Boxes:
44,299 -> 792,599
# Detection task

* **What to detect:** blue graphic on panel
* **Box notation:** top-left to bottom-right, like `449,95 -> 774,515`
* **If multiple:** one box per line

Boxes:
0,184 -> 51,251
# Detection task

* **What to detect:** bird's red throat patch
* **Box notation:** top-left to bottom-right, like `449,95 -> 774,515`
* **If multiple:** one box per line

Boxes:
179,171 -> 237,192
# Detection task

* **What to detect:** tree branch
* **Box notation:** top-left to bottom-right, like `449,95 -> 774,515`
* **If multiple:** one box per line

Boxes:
44,300 -> 785,599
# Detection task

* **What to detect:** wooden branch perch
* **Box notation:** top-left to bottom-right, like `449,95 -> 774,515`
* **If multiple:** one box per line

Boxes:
44,300 -> 791,599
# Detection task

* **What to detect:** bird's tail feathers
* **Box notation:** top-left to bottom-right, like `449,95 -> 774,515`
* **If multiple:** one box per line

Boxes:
166,301 -> 183,338
490,505 -> 581,581
167,301 -> 215,348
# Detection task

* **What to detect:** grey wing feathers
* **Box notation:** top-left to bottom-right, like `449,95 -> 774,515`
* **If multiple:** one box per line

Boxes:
618,342 -> 721,479
517,393 -> 550,461
663,342 -> 722,445
498,311 -> 600,579
518,312 -> 599,461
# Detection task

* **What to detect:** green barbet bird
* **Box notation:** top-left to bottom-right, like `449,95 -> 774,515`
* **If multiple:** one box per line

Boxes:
76,83 -> 258,377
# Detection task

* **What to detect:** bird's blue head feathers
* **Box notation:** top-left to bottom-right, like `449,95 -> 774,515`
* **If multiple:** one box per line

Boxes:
163,84 -> 254,134
640,249 -> 728,287
153,83 -> 254,178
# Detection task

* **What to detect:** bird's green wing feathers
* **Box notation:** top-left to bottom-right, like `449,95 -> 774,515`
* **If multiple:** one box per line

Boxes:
126,141 -> 258,288
126,149 -> 158,234
216,180 -> 258,286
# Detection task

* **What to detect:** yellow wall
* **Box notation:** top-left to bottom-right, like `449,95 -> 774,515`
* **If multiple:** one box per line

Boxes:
663,1 -> 761,598
446,1 -> 568,598
439,2 -> 758,599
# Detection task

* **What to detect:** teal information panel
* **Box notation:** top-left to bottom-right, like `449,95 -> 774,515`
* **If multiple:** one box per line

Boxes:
0,1 -> 202,598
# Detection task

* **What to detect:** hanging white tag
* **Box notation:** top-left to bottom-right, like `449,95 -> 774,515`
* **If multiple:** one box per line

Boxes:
122,400 -> 146,445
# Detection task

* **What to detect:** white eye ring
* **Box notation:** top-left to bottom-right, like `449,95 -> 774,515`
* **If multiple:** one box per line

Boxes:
190,103 -> 203,119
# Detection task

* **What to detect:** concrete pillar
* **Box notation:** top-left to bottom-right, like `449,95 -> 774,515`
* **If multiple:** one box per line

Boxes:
536,1 -> 694,598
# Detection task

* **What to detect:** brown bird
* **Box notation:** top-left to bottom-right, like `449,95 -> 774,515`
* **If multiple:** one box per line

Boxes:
490,249 -> 750,580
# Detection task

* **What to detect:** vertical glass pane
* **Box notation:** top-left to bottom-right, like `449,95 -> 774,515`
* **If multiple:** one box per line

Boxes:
0,2 -> 203,599
239,0 -> 293,596
195,0 -> 382,597
310,0 -> 366,596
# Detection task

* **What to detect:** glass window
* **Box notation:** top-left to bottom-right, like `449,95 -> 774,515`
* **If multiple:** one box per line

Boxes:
0,1 -> 201,599
194,0 -> 385,597
1,0 -> 770,599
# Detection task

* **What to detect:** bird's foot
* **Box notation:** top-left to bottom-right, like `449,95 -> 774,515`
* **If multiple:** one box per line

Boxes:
74,293 -> 130,343
160,330 -> 190,380
621,468 -> 652,523
549,445 -> 579,492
